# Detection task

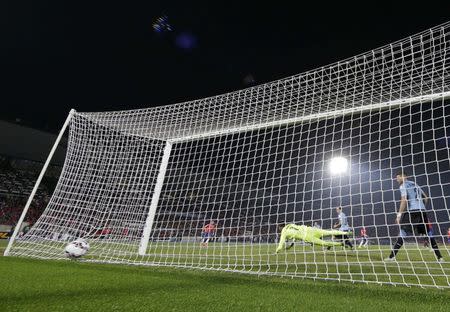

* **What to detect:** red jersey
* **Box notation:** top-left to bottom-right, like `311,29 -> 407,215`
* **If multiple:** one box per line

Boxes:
360,228 -> 367,237
203,223 -> 216,233
101,228 -> 111,235
447,229 -> 450,237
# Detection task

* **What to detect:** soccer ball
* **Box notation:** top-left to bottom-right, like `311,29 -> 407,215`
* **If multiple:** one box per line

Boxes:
65,238 -> 90,259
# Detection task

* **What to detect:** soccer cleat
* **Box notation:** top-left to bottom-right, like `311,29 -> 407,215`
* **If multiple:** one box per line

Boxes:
437,257 -> 445,263
384,257 -> 395,262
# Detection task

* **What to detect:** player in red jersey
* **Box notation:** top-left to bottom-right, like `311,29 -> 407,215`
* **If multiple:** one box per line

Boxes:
200,221 -> 216,247
358,227 -> 368,248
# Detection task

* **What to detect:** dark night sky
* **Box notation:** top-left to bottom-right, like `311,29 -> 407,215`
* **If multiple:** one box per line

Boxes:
1,2 -> 449,133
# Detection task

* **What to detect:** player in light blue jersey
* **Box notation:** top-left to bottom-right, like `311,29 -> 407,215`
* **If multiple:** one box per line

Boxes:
399,180 -> 426,211
385,170 -> 443,262
333,207 -> 353,249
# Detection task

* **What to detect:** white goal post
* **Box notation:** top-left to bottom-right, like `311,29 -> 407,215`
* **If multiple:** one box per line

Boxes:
138,141 -> 172,255
6,22 -> 450,288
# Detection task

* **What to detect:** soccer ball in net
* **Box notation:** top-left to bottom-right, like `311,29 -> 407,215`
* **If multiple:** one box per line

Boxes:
64,238 -> 90,259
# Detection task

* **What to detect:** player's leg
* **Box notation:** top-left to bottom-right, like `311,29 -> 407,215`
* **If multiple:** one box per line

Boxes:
363,237 -> 368,247
387,226 -> 412,260
359,237 -> 367,248
332,234 -> 344,249
417,212 -> 443,260
304,228 -> 343,250
204,234 -> 211,247
200,233 -> 209,247
427,231 -> 434,251
200,233 -> 205,246
386,236 -> 404,260
423,236 -> 429,248
307,236 -> 343,247
386,213 -> 410,260
423,236 -> 443,259
343,234 -> 353,249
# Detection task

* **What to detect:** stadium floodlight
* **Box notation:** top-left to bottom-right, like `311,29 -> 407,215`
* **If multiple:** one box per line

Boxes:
329,157 -> 348,175
5,22 -> 450,289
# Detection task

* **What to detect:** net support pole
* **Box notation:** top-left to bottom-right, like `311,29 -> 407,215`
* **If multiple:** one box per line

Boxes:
4,109 -> 75,256
138,141 -> 172,256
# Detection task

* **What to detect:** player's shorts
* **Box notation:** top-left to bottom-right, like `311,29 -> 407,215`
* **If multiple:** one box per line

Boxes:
334,234 -> 350,240
400,211 -> 429,237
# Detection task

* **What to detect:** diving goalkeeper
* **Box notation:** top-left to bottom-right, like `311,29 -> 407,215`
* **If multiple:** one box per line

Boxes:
276,224 -> 351,253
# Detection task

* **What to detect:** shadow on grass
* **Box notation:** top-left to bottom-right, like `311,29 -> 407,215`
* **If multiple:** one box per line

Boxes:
1,256 -> 448,308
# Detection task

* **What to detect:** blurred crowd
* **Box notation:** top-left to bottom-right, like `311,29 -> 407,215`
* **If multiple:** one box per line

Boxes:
0,195 -> 49,226
0,155 -> 58,227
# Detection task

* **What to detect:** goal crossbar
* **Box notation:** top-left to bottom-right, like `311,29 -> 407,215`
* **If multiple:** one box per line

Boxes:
169,91 -> 450,143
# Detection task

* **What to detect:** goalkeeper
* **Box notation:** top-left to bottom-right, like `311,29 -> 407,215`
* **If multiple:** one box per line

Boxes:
276,224 -> 351,253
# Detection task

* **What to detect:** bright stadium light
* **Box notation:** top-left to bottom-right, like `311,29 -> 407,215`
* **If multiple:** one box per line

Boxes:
329,157 -> 348,175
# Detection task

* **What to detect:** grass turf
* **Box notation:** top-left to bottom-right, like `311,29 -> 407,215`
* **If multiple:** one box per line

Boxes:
9,239 -> 450,287
1,241 -> 450,311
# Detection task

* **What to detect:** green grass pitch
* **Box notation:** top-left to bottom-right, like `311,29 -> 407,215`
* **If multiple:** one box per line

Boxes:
1,240 -> 449,311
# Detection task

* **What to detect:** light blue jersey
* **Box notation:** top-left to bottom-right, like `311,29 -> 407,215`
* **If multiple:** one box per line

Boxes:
399,180 -> 426,211
338,212 -> 350,231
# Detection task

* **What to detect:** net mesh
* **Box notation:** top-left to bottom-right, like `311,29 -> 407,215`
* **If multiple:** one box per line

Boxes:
7,22 -> 450,288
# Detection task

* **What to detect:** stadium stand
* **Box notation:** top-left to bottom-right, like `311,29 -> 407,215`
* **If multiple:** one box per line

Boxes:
0,120 -> 65,232
0,155 -> 60,227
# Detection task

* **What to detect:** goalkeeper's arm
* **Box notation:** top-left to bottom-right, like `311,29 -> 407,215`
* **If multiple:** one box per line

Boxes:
275,230 -> 288,253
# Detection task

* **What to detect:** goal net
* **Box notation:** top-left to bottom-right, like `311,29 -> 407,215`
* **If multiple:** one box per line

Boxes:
6,22 -> 450,288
